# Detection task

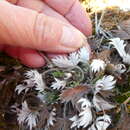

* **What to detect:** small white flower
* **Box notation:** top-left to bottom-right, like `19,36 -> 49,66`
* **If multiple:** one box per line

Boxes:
93,95 -> 115,111
17,101 -> 39,130
52,52 -> 79,68
25,70 -> 45,92
109,38 -> 126,58
110,38 -> 130,64
50,78 -> 66,90
15,84 -> 27,95
52,47 -> 90,68
88,115 -> 111,130
15,70 -> 45,94
78,47 -> 90,63
69,52 -> 80,65
78,98 -> 92,110
115,64 -> 126,74
90,59 -> 106,73
70,110 -> 92,129
25,113 -> 39,130
78,107 -> 92,128
123,54 -> 130,64
51,56 -> 73,68
70,98 -> 92,128
95,75 -> 116,93
77,98 -> 92,128
15,80 -> 34,95
47,108 -> 56,126
69,115 -> 79,128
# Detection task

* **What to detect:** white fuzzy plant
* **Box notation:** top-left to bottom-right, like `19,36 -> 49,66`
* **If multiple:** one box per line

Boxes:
93,75 -> 116,111
69,75 -> 116,129
52,47 -> 90,68
110,38 -> 130,64
14,101 -> 57,130
88,115 -> 111,130
17,101 -> 39,130
90,59 -> 106,73
70,98 -> 92,128
47,108 -> 56,126
15,70 -> 45,94
14,42 -> 125,130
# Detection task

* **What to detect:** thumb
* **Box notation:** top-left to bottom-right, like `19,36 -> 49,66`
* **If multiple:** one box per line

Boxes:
0,1 -> 88,53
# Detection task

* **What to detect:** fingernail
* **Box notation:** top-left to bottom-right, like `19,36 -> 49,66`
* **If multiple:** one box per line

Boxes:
61,26 -> 86,48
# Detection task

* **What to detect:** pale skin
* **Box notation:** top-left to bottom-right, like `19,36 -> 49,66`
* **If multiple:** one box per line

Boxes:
0,0 -> 92,67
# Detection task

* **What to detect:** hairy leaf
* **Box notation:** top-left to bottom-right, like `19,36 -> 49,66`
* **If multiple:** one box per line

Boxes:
60,85 -> 91,102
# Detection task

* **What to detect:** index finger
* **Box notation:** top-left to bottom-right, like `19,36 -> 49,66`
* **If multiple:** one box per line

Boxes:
43,0 -> 92,36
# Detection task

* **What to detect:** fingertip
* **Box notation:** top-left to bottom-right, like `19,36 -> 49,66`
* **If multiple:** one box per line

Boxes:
4,46 -> 45,68
60,26 -> 86,48
19,48 -> 45,68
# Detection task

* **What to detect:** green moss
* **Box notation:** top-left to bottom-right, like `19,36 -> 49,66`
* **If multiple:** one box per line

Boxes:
44,91 -> 59,104
52,71 -> 64,78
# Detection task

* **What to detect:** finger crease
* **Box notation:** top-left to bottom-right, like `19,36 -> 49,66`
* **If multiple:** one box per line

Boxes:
64,0 -> 77,17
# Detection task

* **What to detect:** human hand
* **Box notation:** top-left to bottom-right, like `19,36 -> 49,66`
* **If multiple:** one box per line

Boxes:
0,0 -> 92,67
